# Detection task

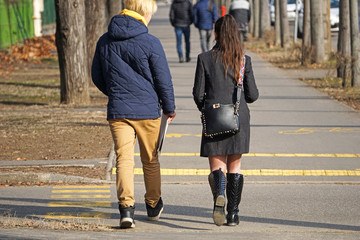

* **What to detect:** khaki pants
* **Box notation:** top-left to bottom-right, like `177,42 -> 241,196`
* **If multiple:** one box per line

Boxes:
109,118 -> 161,208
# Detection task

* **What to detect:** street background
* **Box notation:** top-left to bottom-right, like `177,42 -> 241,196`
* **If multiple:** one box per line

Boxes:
0,2 -> 360,239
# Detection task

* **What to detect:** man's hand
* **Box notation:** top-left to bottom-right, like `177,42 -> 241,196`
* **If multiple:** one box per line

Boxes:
165,112 -> 176,124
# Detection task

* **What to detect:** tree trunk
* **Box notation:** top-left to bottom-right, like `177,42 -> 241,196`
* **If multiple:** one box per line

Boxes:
55,0 -> 90,105
260,0 -> 271,34
107,0 -> 123,23
279,0 -> 290,48
323,0 -> 331,60
310,0 -> 325,63
249,0 -> 254,36
337,0 -> 351,87
301,0 -> 311,65
274,0 -> 281,45
214,0 -> 221,17
350,0 -> 360,87
85,1 -> 107,85
254,0 -> 260,38
224,0 -> 231,14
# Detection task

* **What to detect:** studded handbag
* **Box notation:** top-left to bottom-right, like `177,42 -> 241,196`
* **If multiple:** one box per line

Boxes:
201,57 -> 246,138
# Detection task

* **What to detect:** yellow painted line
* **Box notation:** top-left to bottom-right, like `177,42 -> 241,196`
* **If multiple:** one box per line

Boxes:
112,168 -> 360,176
45,212 -> 110,219
48,201 -> 111,207
133,153 -> 360,157
52,190 -> 110,193
52,185 -> 111,189
50,195 -> 111,199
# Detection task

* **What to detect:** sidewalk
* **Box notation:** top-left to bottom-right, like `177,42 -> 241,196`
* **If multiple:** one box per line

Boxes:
0,3 -> 359,239
1,2 -> 360,184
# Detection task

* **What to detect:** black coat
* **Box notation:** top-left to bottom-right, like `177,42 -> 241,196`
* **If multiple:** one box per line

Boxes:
169,0 -> 193,27
193,50 -> 258,156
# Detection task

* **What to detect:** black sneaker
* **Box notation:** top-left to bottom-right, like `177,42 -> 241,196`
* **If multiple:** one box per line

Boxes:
146,197 -> 163,221
119,205 -> 135,228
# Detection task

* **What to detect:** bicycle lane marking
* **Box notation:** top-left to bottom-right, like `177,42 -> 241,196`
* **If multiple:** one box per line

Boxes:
45,185 -> 112,219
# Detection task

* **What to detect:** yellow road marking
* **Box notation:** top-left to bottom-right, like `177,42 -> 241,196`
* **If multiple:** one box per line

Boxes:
52,190 -> 110,193
112,168 -> 360,176
133,153 -> 360,157
45,212 -> 110,219
48,201 -> 111,207
52,185 -> 111,189
279,127 -> 360,135
50,195 -> 111,199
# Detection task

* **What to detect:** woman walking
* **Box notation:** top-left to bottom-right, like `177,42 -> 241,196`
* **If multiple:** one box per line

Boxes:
192,15 -> 258,226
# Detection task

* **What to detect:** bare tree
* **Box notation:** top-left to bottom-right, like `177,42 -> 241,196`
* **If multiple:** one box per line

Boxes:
279,0 -> 290,48
310,0 -> 325,63
274,0 -> 281,45
260,0 -> 271,35
323,0 -> 331,60
55,0 -> 90,104
249,0 -> 254,36
301,0 -> 311,65
107,0 -> 123,23
253,0 -> 260,38
350,0 -> 360,87
86,1 -> 108,85
337,0 -> 351,86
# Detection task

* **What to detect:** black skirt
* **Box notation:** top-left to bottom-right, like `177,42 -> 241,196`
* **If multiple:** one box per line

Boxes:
200,123 -> 250,157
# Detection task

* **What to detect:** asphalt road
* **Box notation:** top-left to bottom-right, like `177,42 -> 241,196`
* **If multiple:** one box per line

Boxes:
0,3 -> 359,239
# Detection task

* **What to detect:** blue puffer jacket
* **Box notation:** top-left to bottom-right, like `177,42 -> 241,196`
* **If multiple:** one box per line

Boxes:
193,0 -> 218,30
92,14 -> 175,120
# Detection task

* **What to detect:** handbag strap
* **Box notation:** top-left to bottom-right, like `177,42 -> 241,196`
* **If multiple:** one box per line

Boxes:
235,56 -> 246,114
238,55 -> 246,86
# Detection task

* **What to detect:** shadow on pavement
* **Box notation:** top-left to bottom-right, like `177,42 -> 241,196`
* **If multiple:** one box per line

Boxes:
0,197 -> 359,231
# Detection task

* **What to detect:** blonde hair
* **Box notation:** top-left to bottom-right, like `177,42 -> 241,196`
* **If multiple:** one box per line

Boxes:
124,0 -> 158,16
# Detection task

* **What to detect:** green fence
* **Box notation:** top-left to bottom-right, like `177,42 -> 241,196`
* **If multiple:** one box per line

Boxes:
0,0 -> 35,49
41,0 -> 55,25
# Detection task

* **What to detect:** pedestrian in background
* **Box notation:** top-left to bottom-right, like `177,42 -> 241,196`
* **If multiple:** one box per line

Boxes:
193,15 -> 258,226
193,0 -> 218,52
170,0 -> 194,63
92,0 -> 176,229
229,0 -> 251,43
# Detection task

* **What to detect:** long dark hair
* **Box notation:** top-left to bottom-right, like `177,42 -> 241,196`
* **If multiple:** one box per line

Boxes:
214,15 -> 244,83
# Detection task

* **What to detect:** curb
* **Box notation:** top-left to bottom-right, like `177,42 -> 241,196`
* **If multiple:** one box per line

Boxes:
0,172 -> 114,185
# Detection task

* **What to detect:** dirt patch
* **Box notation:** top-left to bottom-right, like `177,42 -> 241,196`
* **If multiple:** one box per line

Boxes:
0,64 -> 114,162
0,214 -> 115,232
0,166 -> 107,186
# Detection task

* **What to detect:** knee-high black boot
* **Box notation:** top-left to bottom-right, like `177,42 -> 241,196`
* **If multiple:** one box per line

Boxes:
208,168 -> 226,226
226,173 -> 244,226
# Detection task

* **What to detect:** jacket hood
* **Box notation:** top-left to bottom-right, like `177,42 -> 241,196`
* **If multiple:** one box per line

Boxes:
108,14 -> 148,40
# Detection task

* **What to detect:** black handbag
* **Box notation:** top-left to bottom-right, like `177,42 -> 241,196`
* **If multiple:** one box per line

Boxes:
201,84 -> 242,138
201,57 -> 246,138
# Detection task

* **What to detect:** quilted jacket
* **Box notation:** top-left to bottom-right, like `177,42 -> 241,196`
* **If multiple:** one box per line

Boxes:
91,12 -> 175,120
169,0 -> 193,28
193,0 -> 218,30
